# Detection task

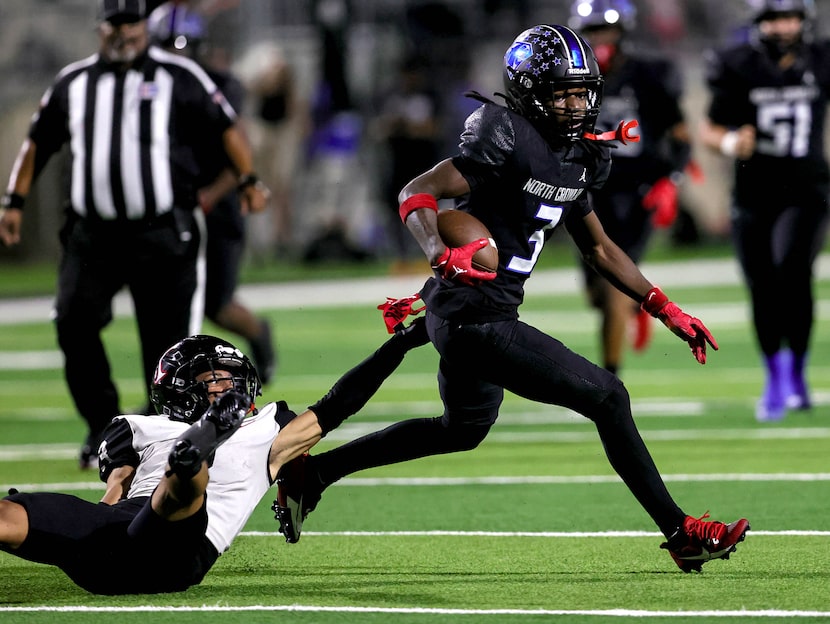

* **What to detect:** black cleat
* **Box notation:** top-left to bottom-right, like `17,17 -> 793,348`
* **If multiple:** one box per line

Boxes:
79,432 -> 103,470
273,453 -> 323,543
167,390 -> 250,479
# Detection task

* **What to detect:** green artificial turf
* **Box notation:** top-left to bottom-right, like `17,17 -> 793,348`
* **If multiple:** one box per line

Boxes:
0,252 -> 828,623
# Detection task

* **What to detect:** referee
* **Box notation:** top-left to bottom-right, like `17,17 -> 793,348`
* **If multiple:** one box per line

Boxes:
0,0 -> 268,468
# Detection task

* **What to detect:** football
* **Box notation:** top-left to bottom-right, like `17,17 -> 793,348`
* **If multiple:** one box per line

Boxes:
437,210 -> 499,273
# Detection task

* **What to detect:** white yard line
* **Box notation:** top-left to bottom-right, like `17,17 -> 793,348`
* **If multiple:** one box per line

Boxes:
4,472 -> 830,493
242,529 -> 830,538
1,605 -> 828,618
1,254 -> 828,325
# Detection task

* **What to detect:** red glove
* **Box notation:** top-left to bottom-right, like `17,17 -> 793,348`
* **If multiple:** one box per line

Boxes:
377,294 -> 426,334
641,287 -> 718,364
431,239 -> 497,286
642,177 -> 678,228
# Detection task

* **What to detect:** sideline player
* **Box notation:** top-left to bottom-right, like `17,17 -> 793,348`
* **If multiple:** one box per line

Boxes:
700,0 -> 830,421
570,0 -> 694,374
147,1 -> 277,384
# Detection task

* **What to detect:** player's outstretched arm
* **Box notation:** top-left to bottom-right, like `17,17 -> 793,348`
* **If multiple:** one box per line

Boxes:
572,212 -> 717,364
267,318 -> 430,479
268,409 -> 322,481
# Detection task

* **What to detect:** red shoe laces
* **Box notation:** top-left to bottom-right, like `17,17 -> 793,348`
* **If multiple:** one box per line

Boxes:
684,511 -> 726,541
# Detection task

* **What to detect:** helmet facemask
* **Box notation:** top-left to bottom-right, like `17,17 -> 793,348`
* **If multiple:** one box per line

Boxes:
151,336 -> 262,423
548,82 -> 603,142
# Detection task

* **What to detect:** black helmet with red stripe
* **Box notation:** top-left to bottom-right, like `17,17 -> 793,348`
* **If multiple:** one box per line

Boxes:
151,335 -> 261,423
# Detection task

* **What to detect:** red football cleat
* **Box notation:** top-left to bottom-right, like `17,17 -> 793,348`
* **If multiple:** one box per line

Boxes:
661,512 -> 750,572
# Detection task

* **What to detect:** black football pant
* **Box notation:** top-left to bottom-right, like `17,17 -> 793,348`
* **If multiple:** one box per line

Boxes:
55,213 -> 201,443
4,492 -> 217,594
204,197 -> 245,320
731,202 -> 829,356
313,312 -> 686,537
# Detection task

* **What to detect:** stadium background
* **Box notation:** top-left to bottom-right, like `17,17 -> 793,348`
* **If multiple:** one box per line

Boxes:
1,0 -> 829,266
1,2 -> 829,618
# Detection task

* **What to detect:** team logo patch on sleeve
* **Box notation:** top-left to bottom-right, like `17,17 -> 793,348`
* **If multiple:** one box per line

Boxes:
139,82 -> 158,99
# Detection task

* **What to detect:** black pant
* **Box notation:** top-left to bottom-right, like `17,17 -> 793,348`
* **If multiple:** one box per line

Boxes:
4,492 -> 217,594
731,202 -> 829,356
55,211 -> 201,440
314,312 -> 685,537
204,196 -> 245,320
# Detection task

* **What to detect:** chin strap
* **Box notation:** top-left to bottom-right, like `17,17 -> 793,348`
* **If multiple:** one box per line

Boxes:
583,119 -> 641,145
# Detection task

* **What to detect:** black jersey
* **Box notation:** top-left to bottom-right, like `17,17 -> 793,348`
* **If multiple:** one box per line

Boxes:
421,103 -> 611,322
596,55 -> 685,191
195,69 -> 245,189
705,39 -> 830,207
196,69 -> 246,235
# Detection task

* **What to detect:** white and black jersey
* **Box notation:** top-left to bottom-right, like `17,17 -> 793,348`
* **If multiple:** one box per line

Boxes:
99,402 -> 281,554
28,45 -> 238,221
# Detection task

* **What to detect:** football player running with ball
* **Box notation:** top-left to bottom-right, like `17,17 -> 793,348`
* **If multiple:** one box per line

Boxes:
275,25 -> 750,573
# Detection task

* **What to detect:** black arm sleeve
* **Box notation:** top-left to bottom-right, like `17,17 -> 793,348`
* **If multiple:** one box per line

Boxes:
98,417 -> 140,483
309,319 -> 429,436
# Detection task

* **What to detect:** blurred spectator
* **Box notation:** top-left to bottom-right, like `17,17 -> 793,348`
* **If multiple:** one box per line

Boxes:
147,1 -> 277,385
403,1 -> 471,156
235,41 -> 307,257
370,55 -> 442,268
299,0 -> 373,264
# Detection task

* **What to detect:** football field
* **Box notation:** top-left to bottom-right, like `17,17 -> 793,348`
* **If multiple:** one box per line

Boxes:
1,256 -> 829,623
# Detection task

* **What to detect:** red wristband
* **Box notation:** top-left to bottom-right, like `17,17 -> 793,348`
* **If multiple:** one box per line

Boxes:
399,193 -> 438,223
641,286 -> 669,317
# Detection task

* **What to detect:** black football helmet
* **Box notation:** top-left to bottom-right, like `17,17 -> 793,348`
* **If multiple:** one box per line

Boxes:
150,335 -> 262,423
569,0 -> 637,32
146,1 -> 205,55
748,0 -> 815,23
747,0 -> 815,58
502,24 -> 603,143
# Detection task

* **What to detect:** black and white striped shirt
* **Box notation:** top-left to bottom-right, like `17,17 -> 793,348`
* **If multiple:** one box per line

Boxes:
29,45 -> 237,221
